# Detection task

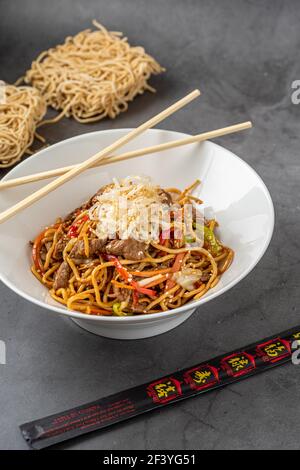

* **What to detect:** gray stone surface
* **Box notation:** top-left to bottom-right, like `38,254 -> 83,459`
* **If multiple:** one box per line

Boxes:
0,0 -> 300,450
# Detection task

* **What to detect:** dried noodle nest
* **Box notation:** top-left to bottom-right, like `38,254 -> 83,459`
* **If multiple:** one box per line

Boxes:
0,84 -> 47,168
24,20 -> 165,124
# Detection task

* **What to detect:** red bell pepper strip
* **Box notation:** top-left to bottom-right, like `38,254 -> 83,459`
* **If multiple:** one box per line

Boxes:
131,281 -> 157,297
132,290 -> 139,307
67,214 -> 89,238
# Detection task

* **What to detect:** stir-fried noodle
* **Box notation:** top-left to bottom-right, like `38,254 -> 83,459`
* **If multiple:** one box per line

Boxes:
31,177 -> 233,316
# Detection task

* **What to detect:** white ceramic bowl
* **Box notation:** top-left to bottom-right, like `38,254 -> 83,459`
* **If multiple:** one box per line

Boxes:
0,129 -> 274,339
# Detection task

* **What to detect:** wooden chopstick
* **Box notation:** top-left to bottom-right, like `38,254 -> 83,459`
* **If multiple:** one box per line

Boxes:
0,121 -> 252,190
0,89 -> 200,224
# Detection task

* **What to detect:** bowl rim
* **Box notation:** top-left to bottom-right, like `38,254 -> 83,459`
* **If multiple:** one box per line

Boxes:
0,128 -> 275,323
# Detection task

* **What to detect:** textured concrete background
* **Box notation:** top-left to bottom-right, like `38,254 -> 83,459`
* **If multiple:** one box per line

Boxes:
0,0 -> 300,450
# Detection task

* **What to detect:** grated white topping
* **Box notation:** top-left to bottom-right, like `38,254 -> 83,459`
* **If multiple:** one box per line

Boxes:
88,176 -> 169,241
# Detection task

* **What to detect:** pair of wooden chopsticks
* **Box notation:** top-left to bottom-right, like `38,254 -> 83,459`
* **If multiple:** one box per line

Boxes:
0,89 -> 252,224
0,122 -> 252,190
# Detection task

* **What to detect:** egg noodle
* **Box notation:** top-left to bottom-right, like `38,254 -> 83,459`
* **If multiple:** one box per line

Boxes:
31,177 -> 233,316
24,20 -> 164,124
0,84 -> 47,167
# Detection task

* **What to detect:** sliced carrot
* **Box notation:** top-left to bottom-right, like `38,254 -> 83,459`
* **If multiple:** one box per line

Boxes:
32,222 -> 62,274
32,229 -> 47,273
144,274 -> 169,288
111,280 -> 135,290
105,254 -> 157,298
129,268 -> 172,277
89,307 -> 113,315
165,279 -> 176,291
104,254 -> 132,281
165,252 -> 185,291
172,252 -> 185,271
131,281 -> 157,297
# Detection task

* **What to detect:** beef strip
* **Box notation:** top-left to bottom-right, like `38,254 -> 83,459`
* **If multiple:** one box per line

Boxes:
200,272 -> 211,282
53,237 -> 68,260
70,238 -> 107,259
105,238 -> 147,261
53,261 -> 71,290
158,188 -> 173,205
58,184 -> 168,263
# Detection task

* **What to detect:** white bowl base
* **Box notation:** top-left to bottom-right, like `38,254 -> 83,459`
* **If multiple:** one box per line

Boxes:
71,309 -> 195,340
